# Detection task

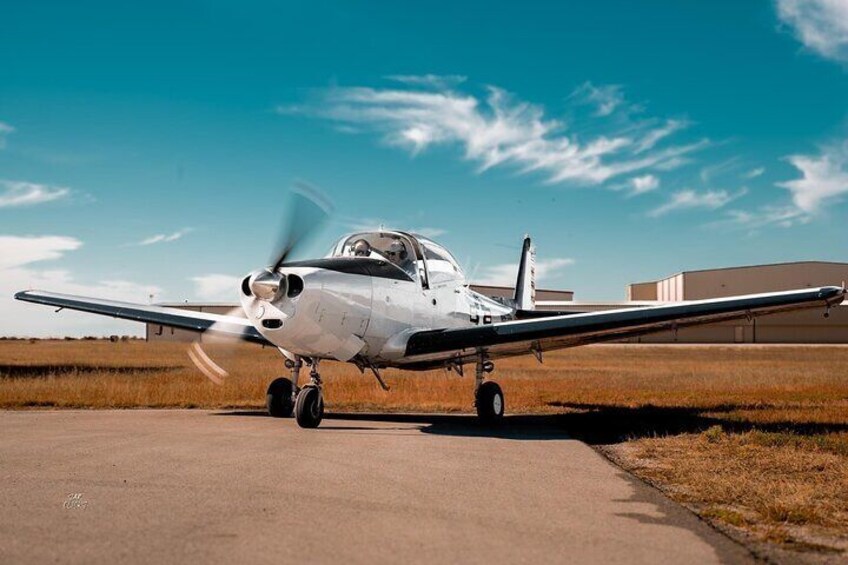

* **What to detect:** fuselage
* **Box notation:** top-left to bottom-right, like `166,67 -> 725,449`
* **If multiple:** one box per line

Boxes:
241,255 -> 513,368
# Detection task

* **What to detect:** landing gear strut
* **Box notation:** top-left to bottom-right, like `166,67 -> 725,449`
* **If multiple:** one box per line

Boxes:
474,355 -> 503,424
295,360 -> 324,428
266,357 -> 302,418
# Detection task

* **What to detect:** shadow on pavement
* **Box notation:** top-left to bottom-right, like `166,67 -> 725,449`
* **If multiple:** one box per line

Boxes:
329,413 -> 572,440
214,404 -> 848,444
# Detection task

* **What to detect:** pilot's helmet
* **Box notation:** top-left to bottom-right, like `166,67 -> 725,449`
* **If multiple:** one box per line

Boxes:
387,239 -> 407,260
352,239 -> 371,257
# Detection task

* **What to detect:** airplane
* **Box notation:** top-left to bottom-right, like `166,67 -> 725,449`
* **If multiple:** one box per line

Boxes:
14,187 -> 847,428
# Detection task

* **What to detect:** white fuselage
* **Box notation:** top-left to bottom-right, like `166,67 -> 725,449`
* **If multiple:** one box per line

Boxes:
241,264 -> 513,368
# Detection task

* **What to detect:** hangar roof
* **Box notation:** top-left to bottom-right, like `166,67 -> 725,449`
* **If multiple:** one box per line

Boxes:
635,260 -> 848,285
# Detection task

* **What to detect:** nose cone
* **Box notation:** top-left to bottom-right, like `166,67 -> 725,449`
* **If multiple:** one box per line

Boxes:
247,269 -> 286,301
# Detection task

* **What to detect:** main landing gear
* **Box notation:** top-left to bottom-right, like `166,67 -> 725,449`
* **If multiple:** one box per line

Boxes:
474,356 -> 504,424
266,357 -> 324,428
265,358 -> 301,418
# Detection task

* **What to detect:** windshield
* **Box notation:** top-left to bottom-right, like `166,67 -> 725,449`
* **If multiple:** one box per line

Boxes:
416,235 -> 465,285
328,231 -> 465,286
330,232 -> 419,280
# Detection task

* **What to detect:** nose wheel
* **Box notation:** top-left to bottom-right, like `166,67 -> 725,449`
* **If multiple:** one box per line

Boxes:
294,360 -> 324,428
295,385 -> 324,428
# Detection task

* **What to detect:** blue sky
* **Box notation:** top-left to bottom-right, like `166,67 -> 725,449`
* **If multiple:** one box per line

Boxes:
2,0 -> 847,336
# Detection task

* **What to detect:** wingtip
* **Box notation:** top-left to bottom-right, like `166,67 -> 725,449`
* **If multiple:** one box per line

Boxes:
14,290 -> 30,301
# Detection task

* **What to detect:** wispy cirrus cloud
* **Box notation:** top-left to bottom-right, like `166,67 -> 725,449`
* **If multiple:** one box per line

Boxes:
385,74 -> 467,89
628,174 -> 660,196
699,157 -> 741,184
710,205 -> 810,231
281,76 -> 702,187
712,141 -> 848,230
743,167 -> 765,179
570,82 -> 626,117
0,235 -> 82,270
648,188 -> 747,217
776,0 -> 848,63
777,140 -> 848,213
0,180 -> 70,208
0,121 -> 13,148
138,228 -> 193,246
475,257 -> 575,287
632,119 -> 689,154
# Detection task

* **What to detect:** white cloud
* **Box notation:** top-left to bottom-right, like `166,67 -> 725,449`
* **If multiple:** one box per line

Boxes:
191,274 -> 242,301
475,257 -> 575,287
633,119 -> 688,154
1,235 -> 161,337
0,121 -> 13,148
386,74 -> 467,89
284,77 -> 700,186
711,205 -> 810,230
0,180 -> 70,208
648,188 -> 747,217
743,167 -> 765,179
138,228 -> 192,246
776,0 -> 848,63
777,141 -> 848,213
699,157 -> 741,184
629,174 -> 660,196
0,235 -> 82,269
571,82 -> 625,117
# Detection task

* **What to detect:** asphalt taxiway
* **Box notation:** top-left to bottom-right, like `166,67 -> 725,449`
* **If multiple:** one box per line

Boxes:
0,410 -> 752,564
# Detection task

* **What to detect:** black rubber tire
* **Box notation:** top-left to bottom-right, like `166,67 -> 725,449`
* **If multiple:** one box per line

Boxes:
266,377 -> 295,418
476,381 -> 504,424
295,385 -> 324,428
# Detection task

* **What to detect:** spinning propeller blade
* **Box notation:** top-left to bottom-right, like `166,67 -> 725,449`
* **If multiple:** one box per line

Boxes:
186,306 -> 243,385
187,182 -> 334,384
270,181 -> 334,271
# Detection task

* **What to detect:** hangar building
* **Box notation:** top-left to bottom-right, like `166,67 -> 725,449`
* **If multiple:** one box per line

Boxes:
146,262 -> 848,344
548,261 -> 848,344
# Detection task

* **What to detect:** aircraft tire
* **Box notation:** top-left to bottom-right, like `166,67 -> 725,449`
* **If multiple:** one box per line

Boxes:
295,385 -> 324,428
266,377 -> 295,418
476,381 -> 504,424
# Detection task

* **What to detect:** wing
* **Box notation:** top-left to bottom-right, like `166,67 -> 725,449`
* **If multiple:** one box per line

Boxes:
14,290 -> 268,344
404,286 -> 846,362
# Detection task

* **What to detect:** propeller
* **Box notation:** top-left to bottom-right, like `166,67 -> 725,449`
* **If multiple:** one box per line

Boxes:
186,182 -> 334,384
270,181 -> 334,271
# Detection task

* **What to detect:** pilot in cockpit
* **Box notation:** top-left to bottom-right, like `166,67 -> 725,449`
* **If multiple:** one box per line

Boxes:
351,239 -> 371,257
385,238 -> 415,276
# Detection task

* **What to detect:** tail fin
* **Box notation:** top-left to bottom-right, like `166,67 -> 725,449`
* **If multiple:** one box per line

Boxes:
514,235 -> 536,310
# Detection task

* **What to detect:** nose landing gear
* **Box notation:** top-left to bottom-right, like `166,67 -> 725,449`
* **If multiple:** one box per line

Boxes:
265,356 -> 325,427
294,360 -> 324,428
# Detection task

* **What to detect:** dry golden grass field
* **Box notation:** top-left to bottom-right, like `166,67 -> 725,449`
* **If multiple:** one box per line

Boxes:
2,339 -> 848,556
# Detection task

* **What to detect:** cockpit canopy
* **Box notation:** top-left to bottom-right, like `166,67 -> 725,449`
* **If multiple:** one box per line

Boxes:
328,231 -> 465,287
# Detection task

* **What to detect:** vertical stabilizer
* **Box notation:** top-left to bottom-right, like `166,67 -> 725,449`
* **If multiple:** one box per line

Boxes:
514,235 -> 536,310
